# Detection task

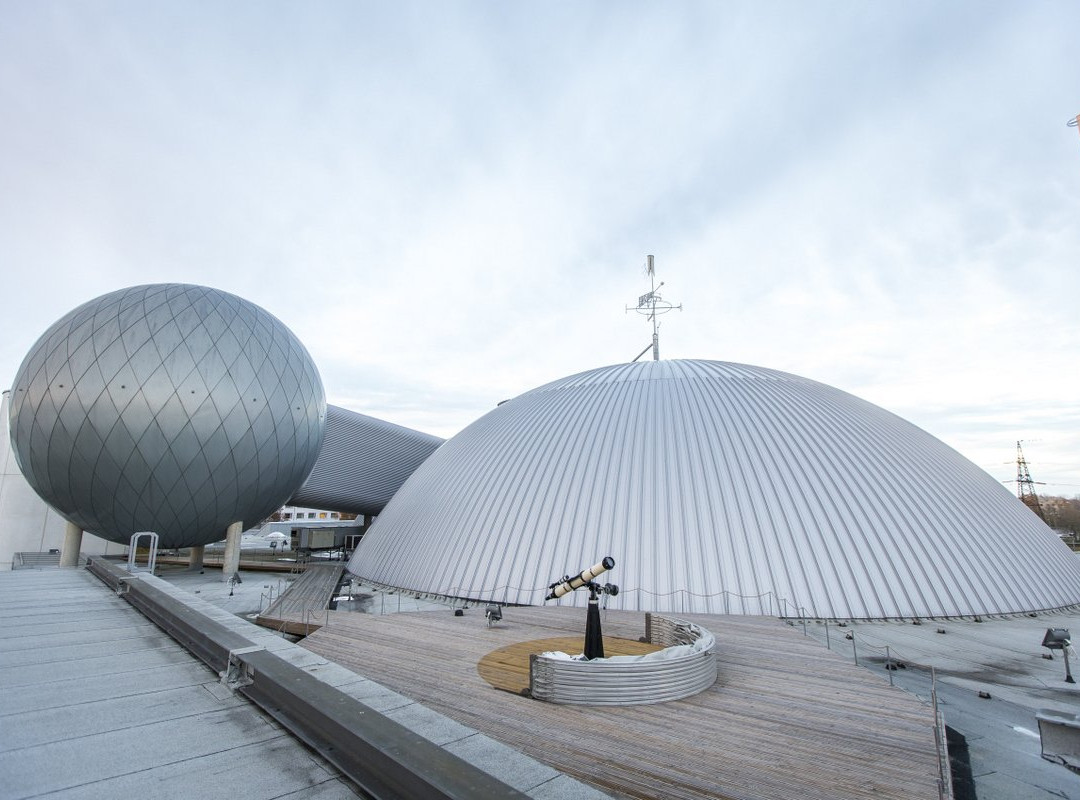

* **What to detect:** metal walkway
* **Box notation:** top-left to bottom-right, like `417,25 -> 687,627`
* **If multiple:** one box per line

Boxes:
256,562 -> 344,635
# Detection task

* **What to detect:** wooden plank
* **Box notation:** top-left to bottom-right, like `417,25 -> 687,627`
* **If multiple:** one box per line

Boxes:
302,607 -> 941,800
477,635 -> 661,694
156,555 -> 302,572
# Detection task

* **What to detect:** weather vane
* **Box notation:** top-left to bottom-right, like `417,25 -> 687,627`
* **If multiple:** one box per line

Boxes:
626,254 -> 681,362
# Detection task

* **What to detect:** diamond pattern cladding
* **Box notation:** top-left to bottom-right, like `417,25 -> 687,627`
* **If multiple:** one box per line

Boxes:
8,284 -> 326,548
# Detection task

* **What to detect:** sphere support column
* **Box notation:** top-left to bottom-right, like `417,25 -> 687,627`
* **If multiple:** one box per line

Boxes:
188,545 -> 205,571
221,521 -> 243,580
59,521 -> 82,567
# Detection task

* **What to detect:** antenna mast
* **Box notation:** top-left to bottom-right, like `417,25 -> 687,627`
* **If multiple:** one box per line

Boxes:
1015,440 -> 1047,522
626,255 -> 682,362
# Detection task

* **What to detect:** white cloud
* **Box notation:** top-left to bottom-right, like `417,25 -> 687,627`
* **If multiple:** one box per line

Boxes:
2,1 -> 1078,492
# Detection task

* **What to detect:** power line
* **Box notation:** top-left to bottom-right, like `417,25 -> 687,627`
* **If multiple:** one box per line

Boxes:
1015,441 -> 1046,522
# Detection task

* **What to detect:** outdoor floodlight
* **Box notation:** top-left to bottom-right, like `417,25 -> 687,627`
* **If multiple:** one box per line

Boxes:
1041,627 -> 1074,684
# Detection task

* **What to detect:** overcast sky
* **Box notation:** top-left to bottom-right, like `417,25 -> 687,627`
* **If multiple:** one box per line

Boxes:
2,1 -> 1078,497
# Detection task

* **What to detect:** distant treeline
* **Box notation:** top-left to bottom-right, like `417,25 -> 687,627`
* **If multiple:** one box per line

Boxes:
1042,495 -> 1080,537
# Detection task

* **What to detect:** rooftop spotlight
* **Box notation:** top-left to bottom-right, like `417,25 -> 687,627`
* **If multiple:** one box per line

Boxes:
1041,628 -> 1075,683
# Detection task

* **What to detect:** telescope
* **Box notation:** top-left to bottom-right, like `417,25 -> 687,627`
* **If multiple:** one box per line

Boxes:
545,556 -> 618,660
546,557 -> 616,600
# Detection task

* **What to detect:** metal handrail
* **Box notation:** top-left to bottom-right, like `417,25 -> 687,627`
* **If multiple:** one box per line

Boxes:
805,626 -> 954,798
931,667 -> 953,799
530,613 -> 717,705
305,604 -> 330,636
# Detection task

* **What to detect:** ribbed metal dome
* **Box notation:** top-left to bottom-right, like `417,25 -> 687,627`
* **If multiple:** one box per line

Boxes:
349,359 -> 1080,620
289,403 -> 443,516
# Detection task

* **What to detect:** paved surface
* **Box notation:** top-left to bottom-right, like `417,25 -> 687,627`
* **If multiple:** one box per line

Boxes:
0,568 -> 361,799
152,561 -> 295,617
151,564 -> 456,619
801,613 -> 1080,800
2,563 -> 609,800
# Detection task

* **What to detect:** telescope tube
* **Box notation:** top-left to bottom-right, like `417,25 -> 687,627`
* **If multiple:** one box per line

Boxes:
545,557 -> 615,600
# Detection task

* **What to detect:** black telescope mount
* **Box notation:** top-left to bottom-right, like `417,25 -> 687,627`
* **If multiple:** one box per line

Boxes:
545,556 -> 619,660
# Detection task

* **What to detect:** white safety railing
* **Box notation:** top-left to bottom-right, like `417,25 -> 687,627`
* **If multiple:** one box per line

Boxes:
126,532 -> 159,574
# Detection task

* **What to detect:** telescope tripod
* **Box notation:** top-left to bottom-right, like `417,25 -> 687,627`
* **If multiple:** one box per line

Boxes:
584,583 -> 605,660
544,556 -> 618,660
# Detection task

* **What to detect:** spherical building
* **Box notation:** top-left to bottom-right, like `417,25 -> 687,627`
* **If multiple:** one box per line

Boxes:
349,359 -> 1080,620
8,284 -> 326,548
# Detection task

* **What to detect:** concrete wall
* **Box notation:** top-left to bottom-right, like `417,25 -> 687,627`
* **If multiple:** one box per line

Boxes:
0,391 -> 123,569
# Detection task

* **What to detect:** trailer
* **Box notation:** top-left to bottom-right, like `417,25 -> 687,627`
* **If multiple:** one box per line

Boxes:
290,525 -> 365,553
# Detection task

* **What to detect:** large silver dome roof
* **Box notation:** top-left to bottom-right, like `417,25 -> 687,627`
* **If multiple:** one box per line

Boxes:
8,284 -> 326,548
349,359 -> 1080,620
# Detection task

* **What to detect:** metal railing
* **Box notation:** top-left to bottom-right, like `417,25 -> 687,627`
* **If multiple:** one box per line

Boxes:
12,552 -> 60,569
931,667 -> 953,800
11,551 -> 88,569
530,613 -> 717,705
793,622 -> 955,800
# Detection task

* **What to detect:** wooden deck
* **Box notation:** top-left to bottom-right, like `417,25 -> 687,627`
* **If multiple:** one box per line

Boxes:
477,635 -> 661,694
303,607 -> 941,800
255,564 -> 344,635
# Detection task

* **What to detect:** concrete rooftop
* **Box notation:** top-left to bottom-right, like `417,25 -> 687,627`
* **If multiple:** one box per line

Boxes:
801,611 -> 1080,800
0,564 -> 610,800
0,567 -> 361,799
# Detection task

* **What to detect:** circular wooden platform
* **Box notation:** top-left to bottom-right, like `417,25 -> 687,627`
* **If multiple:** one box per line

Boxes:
477,635 -> 662,694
